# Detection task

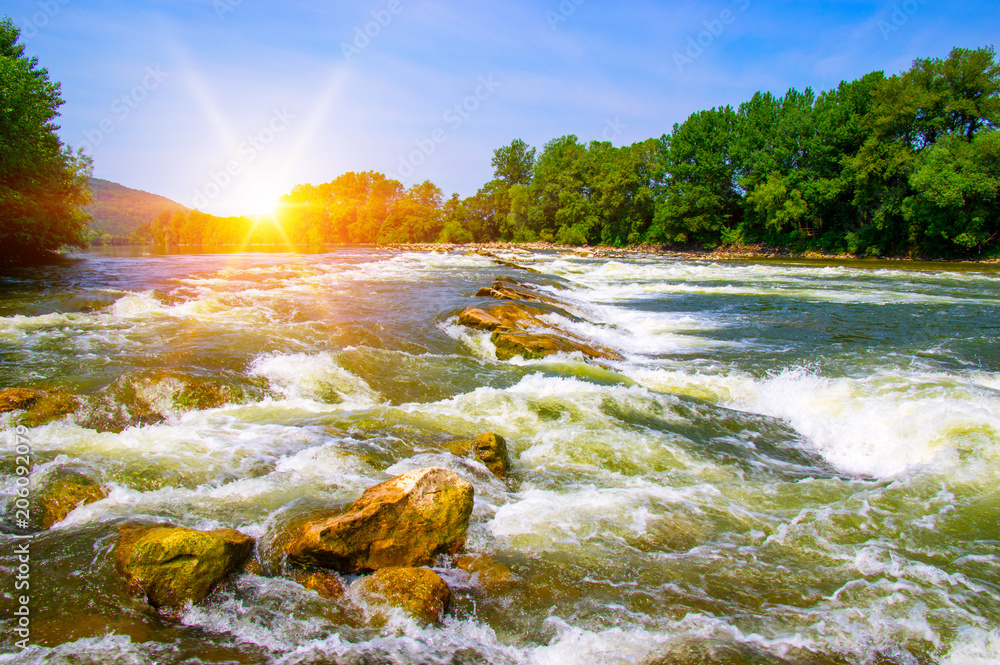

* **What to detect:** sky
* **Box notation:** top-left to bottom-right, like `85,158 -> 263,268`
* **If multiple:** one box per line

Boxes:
6,0 -> 999,217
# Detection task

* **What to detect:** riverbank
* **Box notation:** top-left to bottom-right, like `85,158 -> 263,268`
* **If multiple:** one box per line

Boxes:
389,241 -> 1000,264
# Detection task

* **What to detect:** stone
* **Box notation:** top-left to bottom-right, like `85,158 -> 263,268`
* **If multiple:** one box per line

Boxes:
15,392 -> 79,427
0,387 -> 44,413
115,525 -> 255,611
350,567 -> 450,625
288,568 -> 348,600
38,470 -> 107,529
458,307 -> 505,331
455,554 -> 516,594
284,468 -> 474,574
491,330 -> 623,362
473,432 -> 510,480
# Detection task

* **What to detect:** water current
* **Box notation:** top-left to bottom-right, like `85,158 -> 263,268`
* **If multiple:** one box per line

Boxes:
1,247 -> 999,664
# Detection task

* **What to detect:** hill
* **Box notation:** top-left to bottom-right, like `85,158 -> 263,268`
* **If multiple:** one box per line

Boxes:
83,178 -> 190,239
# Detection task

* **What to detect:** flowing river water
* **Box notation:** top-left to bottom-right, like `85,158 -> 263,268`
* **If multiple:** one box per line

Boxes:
1,247 -> 999,664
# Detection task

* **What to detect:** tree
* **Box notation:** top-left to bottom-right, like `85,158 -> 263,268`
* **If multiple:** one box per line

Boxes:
491,138 -> 536,187
0,17 -> 92,259
650,107 -> 742,246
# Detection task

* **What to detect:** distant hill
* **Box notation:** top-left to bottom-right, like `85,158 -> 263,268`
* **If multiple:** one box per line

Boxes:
83,178 -> 190,237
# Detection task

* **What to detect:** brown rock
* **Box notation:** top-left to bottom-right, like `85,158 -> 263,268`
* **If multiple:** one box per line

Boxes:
16,392 -> 79,427
350,567 -> 450,625
39,470 -> 107,529
289,568 -> 348,600
285,468 -> 474,573
115,525 -> 255,611
473,432 -> 510,480
458,307 -> 505,331
0,388 -> 44,413
490,330 -> 622,362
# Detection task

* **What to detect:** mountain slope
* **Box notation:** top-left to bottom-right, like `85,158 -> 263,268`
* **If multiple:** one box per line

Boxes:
83,178 -> 190,237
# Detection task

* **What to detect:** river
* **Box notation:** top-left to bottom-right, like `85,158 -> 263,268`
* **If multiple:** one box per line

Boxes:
2,247 -> 999,664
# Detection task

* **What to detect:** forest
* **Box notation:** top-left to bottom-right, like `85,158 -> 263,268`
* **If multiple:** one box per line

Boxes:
203,44 -> 992,259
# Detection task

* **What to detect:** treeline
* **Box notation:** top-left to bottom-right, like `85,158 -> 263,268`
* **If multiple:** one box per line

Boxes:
135,45 -> 999,259
269,45 -> 998,258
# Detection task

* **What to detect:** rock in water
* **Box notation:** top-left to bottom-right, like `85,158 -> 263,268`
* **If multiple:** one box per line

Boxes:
39,470 -> 107,529
473,432 -> 510,480
0,387 -> 44,413
285,468 -> 474,573
115,525 -> 255,611
350,567 -> 451,625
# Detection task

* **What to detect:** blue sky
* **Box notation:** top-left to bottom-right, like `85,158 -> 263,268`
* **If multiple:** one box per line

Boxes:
6,0 -> 998,216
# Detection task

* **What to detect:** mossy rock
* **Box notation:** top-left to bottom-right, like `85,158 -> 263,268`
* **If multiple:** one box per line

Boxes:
17,392 -> 80,427
115,524 -> 255,612
446,432 -> 511,480
0,388 -> 44,414
350,567 -> 450,625
38,470 -> 107,529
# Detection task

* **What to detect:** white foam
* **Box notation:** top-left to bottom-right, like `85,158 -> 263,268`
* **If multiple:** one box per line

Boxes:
249,352 -> 381,406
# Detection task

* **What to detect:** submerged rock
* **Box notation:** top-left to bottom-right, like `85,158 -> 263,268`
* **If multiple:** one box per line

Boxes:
350,567 -> 451,625
115,525 -> 255,611
38,469 -> 107,529
0,387 -> 44,413
284,468 -> 474,573
2,389 -> 81,427
455,554 -> 516,594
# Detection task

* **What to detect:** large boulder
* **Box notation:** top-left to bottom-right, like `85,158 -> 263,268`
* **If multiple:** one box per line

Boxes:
285,468 -> 474,574
115,525 -> 255,611
350,567 -> 450,625
38,470 -> 107,529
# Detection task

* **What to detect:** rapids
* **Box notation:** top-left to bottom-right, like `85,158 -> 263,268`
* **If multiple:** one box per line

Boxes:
1,247 -> 999,664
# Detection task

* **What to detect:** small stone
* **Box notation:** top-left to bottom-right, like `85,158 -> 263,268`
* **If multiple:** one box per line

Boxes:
289,568 -> 348,600
473,432 -> 510,480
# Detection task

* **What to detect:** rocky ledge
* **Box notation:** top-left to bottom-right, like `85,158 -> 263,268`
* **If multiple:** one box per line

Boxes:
460,278 -> 623,363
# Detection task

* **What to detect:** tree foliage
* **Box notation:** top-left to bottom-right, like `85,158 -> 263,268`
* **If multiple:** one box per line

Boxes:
0,17 -> 92,259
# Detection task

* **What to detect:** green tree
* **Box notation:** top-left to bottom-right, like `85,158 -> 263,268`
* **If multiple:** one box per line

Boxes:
0,17 -> 92,259
491,138 -> 536,187
650,107 -> 742,246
